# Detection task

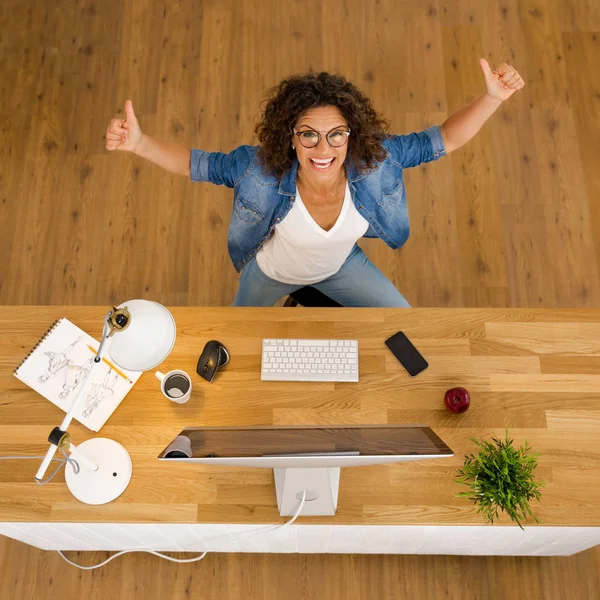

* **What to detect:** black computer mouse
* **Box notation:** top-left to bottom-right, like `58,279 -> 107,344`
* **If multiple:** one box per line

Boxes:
196,340 -> 230,383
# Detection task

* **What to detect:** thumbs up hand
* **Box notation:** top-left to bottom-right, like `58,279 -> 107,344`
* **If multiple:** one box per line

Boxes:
105,100 -> 143,152
479,59 -> 525,102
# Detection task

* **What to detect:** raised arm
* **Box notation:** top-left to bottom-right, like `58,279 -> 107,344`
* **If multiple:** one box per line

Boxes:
440,59 -> 525,154
105,100 -> 190,176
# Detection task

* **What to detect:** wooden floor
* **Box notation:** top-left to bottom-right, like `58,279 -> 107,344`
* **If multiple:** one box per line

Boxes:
1,0 -> 600,308
0,538 -> 598,600
1,0 -> 599,597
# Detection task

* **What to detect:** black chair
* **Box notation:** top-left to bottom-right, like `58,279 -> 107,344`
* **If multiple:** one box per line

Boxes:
284,286 -> 343,307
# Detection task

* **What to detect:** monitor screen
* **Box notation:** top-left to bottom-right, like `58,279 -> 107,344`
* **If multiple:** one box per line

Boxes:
158,425 -> 452,459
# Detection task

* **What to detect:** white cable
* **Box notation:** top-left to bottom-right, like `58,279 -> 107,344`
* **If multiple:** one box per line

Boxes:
218,490 -> 308,544
190,489 -> 309,546
3,455 -> 309,569
186,489 -> 308,548
281,490 -> 307,527
58,549 -> 208,570
57,490 -> 309,570
0,454 -> 80,485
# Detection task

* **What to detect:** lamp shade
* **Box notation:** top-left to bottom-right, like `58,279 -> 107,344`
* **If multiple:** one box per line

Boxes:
108,299 -> 176,371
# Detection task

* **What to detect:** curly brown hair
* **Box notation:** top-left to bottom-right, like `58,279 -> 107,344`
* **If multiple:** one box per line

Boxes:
255,72 -> 390,178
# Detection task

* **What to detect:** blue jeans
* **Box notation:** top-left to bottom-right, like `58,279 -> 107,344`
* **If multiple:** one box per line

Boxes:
233,244 -> 411,307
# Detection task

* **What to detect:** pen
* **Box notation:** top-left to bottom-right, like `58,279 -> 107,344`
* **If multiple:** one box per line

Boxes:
86,345 -> 133,384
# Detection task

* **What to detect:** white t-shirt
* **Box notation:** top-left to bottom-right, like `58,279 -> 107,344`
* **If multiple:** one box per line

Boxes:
256,183 -> 369,285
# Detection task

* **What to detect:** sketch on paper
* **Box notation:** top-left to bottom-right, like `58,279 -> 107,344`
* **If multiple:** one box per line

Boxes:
59,356 -> 94,400
35,332 -> 120,415
37,336 -> 82,383
82,367 -> 119,418
15,318 -> 143,432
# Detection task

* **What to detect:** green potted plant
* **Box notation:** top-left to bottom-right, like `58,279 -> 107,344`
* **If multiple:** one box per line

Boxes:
456,430 -> 544,529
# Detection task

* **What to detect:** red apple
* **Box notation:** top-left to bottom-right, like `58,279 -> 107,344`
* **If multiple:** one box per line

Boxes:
444,387 -> 470,414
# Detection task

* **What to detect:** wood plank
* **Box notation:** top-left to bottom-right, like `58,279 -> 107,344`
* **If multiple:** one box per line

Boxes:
1,307 -> 599,526
562,31 -> 600,281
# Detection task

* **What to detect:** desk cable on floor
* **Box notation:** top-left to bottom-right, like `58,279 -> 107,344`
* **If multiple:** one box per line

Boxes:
58,490 -> 307,570
0,454 -> 308,570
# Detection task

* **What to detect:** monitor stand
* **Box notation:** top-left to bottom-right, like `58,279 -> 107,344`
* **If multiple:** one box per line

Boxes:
274,467 -> 341,516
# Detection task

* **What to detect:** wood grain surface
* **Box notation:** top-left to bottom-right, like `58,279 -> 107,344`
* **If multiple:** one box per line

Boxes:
1,1 -> 600,310
1,306 -> 598,527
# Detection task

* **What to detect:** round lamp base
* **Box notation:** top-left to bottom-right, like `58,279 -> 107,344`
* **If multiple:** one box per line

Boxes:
65,438 -> 132,505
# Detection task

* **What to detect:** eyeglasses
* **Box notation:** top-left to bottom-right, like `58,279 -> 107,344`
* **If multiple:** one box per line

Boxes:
293,127 -> 351,149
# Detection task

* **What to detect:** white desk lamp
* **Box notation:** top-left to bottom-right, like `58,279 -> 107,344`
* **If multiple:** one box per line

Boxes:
35,299 -> 176,505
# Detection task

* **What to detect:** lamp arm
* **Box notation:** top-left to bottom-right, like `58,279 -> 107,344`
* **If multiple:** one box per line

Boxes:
95,315 -> 113,362
35,444 -> 60,481
58,316 -> 114,432
35,313 -> 114,481
35,360 -> 101,480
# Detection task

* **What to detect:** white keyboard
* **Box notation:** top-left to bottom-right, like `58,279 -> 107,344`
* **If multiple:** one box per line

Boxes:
261,339 -> 359,382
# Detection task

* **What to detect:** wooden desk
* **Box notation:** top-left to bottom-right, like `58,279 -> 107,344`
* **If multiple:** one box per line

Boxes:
1,307 -> 599,556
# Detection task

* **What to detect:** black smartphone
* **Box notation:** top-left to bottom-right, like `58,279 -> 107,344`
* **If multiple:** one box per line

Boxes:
384,331 -> 428,377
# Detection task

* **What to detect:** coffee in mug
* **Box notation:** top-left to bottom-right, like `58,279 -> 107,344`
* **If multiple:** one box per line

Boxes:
155,370 -> 192,404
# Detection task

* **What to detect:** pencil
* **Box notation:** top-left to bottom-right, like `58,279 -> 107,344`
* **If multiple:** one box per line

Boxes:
87,345 -> 133,384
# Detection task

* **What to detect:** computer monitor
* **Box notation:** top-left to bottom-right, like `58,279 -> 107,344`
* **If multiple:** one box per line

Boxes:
158,425 -> 453,516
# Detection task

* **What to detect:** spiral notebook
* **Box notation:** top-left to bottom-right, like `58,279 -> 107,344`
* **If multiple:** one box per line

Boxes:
14,318 -> 143,432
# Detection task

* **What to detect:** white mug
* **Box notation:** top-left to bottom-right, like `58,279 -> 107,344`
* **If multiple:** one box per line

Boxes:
155,370 -> 192,404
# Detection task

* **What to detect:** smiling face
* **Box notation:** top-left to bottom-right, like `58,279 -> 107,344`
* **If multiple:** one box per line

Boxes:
293,105 -> 349,185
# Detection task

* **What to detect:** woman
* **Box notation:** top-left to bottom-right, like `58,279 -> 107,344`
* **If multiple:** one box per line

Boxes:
105,59 -> 524,307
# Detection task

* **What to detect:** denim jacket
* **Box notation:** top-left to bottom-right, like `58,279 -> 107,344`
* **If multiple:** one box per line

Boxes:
190,125 -> 446,272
